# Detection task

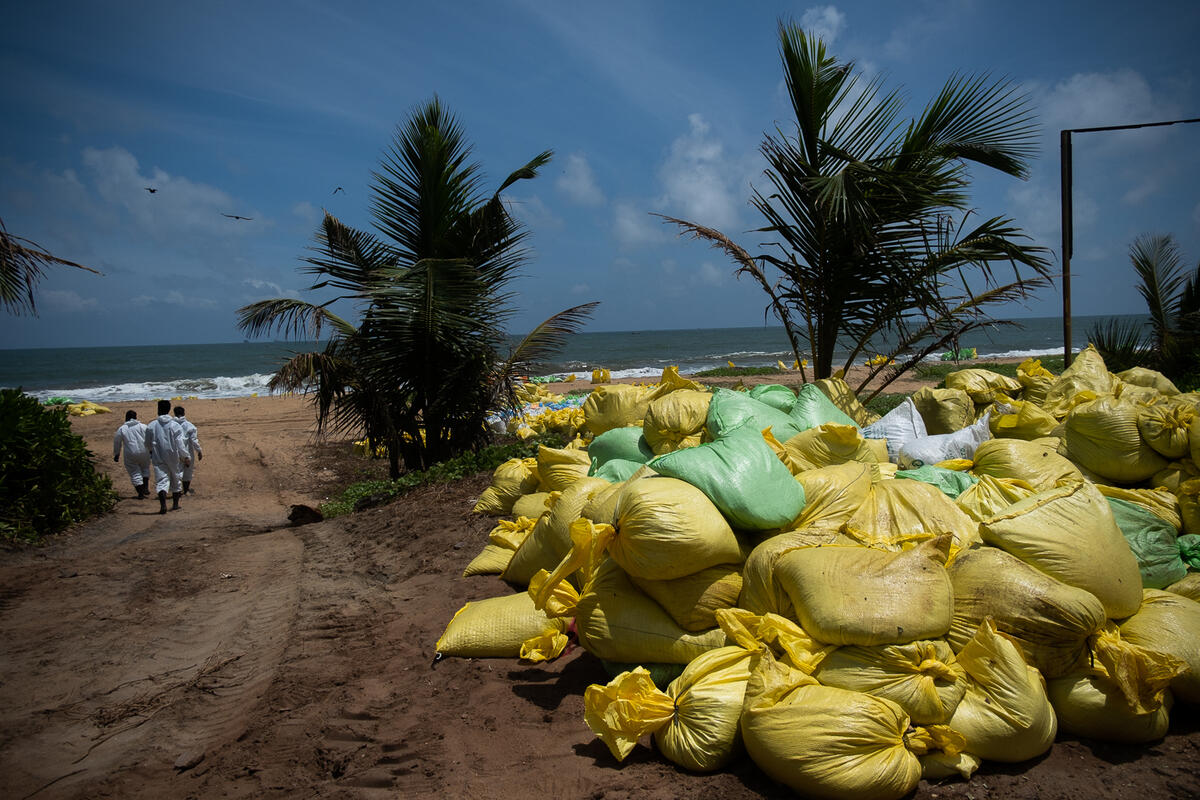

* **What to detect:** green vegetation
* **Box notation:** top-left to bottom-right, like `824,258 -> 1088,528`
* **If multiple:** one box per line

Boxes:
238,97 -> 595,477
692,366 -> 784,378
0,389 -> 117,543
320,436 -> 557,518
913,355 -> 1065,384
864,393 -> 908,417
664,23 -> 1051,402
1089,234 -> 1200,389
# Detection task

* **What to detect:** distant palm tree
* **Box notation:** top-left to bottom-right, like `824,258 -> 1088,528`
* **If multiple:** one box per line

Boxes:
0,217 -> 100,315
238,98 -> 596,476
665,23 -> 1052,399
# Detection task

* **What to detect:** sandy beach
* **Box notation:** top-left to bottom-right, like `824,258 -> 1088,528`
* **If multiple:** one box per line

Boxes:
1,381 -> 1198,799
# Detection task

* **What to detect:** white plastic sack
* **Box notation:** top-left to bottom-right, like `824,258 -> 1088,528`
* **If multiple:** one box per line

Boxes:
898,413 -> 991,470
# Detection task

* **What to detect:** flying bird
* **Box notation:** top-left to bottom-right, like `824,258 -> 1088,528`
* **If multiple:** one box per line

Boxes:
332,186 -> 344,195
222,213 -> 253,221
144,187 -> 157,194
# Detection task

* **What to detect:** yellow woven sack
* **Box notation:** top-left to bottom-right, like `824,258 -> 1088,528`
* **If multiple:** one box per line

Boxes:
462,544 -> 515,576
536,444 -> 592,491
1166,572 -> 1200,601
631,564 -> 743,632
813,376 -> 880,426
1064,395 -> 1167,484
945,368 -> 1022,405
436,592 -> 569,659
1153,459 -> 1200,493
813,639 -> 968,725
741,650 -> 963,800
1095,484 -> 1183,530
980,479 -> 1143,619
793,462 -> 873,529
503,478 -> 611,586
988,394 -> 1058,441
947,618 -> 1056,762
473,457 -> 540,515
970,438 -> 1082,489
738,529 -> 846,618
909,386 -> 974,435
716,607 -> 834,673
955,474 -> 1037,522
1047,674 -> 1173,743
511,491 -> 552,520
1041,344 -> 1119,419
1118,366 -> 1181,396
774,423 -> 885,472
841,479 -> 980,557
947,546 -> 1106,678
1018,358 -> 1056,405
774,537 -> 954,646
1138,400 -> 1194,459
582,383 -> 658,436
642,389 -> 711,455
1119,588 -> 1200,703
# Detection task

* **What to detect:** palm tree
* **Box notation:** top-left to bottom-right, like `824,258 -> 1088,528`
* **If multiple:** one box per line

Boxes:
238,98 -> 596,476
665,23 -> 1052,399
1,217 -> 100,315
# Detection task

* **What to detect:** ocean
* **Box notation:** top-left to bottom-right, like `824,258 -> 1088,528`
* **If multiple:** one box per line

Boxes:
0,314 -> 1148,403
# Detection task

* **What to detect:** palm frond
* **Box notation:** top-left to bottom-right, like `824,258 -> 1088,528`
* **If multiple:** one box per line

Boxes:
0,218 -> 101,316
1129,233 -> 1187,351
236,298 -> 356,341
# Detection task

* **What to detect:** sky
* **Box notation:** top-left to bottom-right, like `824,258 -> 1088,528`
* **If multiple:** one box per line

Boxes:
1,0 -> 1198,348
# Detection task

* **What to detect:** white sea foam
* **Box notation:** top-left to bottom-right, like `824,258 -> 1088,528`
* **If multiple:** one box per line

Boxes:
23,373 -> 279,403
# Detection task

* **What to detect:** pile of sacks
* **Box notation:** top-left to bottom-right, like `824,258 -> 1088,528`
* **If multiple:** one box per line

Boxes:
485,383 -> 587,441
439,350 -> 1200,799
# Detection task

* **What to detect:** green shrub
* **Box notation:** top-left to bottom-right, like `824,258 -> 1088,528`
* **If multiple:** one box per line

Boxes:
864,393 -> 908,417
692,366 -> 783,378
0,389 -> 117,543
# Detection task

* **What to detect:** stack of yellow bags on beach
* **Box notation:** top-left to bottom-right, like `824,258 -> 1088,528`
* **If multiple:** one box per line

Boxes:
439,351 -> 1200,799
66,400 -> 112,416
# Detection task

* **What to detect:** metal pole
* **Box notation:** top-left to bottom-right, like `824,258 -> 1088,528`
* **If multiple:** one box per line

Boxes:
1060,130 -> 1073,368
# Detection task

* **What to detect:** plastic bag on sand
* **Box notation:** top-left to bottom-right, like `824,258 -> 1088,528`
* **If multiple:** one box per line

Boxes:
748,383 -> 797,413
631,564 -> 743,632
813,639 -> 968,725
510,491 -> 551,520
970,438 -> 1083,490
1064,395 -> 1167,484
649,424 -> 806,532
1041,344 -> 1119,419
909,386 -> 974,436
1119,588 -> 1200,704
738,529 -> 847,618
947,618 -> 1057,762
473,456 -> 540,515
1138,400 -> 1194,459
436,592 -> 569,660
774,537 -> 955,646
587,427 -> 654,472
790,383 -> 858,429
1166,572 -> 1200,602
814,376 -> 880,426
583,384 -> 659,436
706,387 -> 806,442
642,389 -> 711,454
862,398 -> 927,462
583,645 -> 755,772
842,479 -> 980,557
945,368 -> 1022,405
947,546 -> 1106,679
980,480 -> 1143,619
793,462 -> 874,529
955,474 -> 1037,522
897,413 -> 990,470
741,649 -> 965,800
1107,497 -> 1188,589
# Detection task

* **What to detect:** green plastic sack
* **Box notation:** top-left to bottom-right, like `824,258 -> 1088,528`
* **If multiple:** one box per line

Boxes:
1107,497 -> 1188,589
1179,534 -> 1200,568
706,387 -> 805,442
592,458 -> 647,483
587,427 -> 654,472
748,383 -> 797,413
790,383 -> 857,430
649,424 -> 806,531
895,465 -> 979,499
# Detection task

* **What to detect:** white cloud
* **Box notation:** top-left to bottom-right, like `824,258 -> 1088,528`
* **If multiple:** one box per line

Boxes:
655,114 -> 745,232
613,201 -> 670,247
244,278 -> 286,296
801,5 -> 846,45
291,201 -> 321,226
698,262 -> 724,286
556,154 -> 605,206
504,193 -> 563,230
1037,70 -> 1178,147
41,289 -> 97,312
130,290 -> 218,309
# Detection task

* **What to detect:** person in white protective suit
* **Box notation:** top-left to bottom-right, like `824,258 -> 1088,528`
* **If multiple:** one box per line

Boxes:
113,409 -> 151,499
173,405 -> 203,495
144,399 -> 191,514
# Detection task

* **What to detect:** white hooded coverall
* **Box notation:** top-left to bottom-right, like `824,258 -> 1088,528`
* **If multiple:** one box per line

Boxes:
144,414 -> 189,493
176,416 -> 202,482
113,418 -> 150,488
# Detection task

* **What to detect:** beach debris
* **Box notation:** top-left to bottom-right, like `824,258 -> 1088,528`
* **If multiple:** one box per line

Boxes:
287,504 -> 324,526
66,400 -> 111,416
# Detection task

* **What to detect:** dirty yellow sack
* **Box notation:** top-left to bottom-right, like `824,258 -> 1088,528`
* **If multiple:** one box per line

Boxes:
717,607 -> 835,673
980,480 -> 1143,619
814,376 -> 880,426
1119,589 -> 1200,704
970,438 -> 1082,489
511,491 -> 552,520
1041,344 -> 1119,418
1018,358 -> 1056,405
955,474 -> 1037,522
1064,395 -> 1167,484
775,537 -> 954,646
738,529 -> 847,618
1154,459 -> 1200,493
436,592 -> 569,659
772,423 -> 886,472
813,639 -> 968,725
988,395 -> 1058,440
741,650 -> 963,800
945,368 -> 1022,405
841,479 -> 980,556
1138,400 -> 1194,459
642,389 -> 711,454
910,386 -> 974,435
1096,484 -> 1183,530
1047,674 -> 1173,743
1183,478 -> 1200,536
502,478 -> 611,586
536,444 -> 592,491
1166,572 -> 1200,602
631,564 -> 743,632
583,383 -> 659,436
1118,366 -> 1181,396
947,546 -> 1106,678
948,618 -> 1057,762
793,462 -> 873,529
473,457 -> 541,515
463,516 -> 538,576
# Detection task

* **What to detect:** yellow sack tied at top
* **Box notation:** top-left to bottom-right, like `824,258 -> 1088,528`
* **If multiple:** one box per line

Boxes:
970,437 -> 1083,490
473,456 -> 540,515
988,393 -> 1058,441
583,643 -> 756,772
945,368 -> 1022,406
841,478 -> 980,558
1137,398 -> 1194,459
630,564 -> 742,633
435,591 -> 569,661
774,537 -> 955,646
741,648 -> 966,800
536,443 -> 592,491
1064,394 -> 1167,485
814,639 -> 968,725
954,474 -> 1037,523
1018,357 -> 1056,406
947,618 -> 1057,763
947,546 -> 1106,679
582,383 -> 658,436
463,515 -> 538,576
980,479 -> 1143,619
716,607 -> 835,674
1119,588 -> 1200,704
768,423 -> 886,473
1041,343 -> 1119,419
738,529 -> 848,619
910,386 -> 975,435
792,461 -> 873,529
502,477 -> 611,586
1047,622 -> 1184,743
642,388 -> 711,455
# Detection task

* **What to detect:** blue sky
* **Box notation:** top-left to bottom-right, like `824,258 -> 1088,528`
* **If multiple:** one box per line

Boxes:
2,0 -> 1198,348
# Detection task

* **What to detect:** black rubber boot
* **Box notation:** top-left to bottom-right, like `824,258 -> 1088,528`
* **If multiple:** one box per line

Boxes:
158,490 -> 168,514
171,492 -> 181,510
182,481 -> 191,496
138,481 -> 148,499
